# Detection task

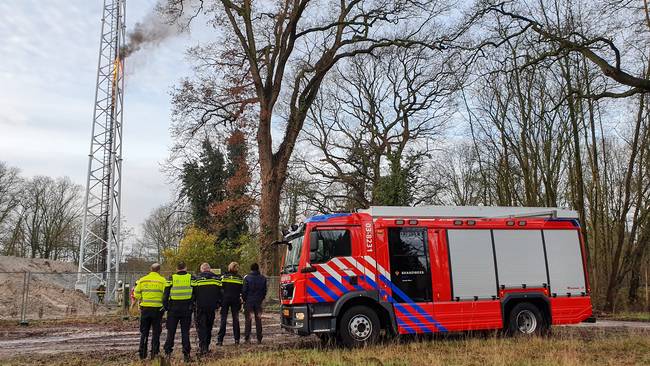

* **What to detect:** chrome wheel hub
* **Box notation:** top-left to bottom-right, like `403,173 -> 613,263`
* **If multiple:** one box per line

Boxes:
516,309 -> 537,334
349,314 -> 372,341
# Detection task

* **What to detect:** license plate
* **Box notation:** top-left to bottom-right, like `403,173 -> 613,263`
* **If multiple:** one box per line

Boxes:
283,309 -> 290,317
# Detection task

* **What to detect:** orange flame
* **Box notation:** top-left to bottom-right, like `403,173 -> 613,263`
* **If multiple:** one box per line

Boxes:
112,57 -> 122,85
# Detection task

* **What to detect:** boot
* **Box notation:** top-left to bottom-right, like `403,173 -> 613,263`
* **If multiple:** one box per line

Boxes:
160,354 -> 172,366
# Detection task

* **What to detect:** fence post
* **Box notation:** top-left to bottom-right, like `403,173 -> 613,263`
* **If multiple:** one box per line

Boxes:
645,267 -> 650,311
19,271 -> 31,326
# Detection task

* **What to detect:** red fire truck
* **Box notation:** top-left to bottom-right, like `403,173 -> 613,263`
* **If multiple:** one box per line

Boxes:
279,206 -> 593,346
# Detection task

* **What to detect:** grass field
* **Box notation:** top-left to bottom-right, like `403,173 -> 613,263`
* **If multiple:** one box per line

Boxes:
4,326 -> 649,366
210,330 -> 650,366
603,311 -> 650,322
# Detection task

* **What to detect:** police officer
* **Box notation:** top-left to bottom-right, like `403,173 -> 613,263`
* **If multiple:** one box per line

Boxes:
96,281 -> 106,303
194,262 -> 222,356
163,261 -> 195,362
243,262 -> 267,344
217,262 -> 243,345
133,263 -> 166,360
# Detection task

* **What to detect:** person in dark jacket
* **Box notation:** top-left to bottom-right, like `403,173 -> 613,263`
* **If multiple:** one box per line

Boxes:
163,261 -> 195,362
96,282 -> 106,304
242,262 -> 267,344
194,262 -> 222,355
217,262 -> 243,345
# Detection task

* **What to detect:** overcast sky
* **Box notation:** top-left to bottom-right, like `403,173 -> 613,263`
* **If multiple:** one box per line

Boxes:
0,1 -> 210,236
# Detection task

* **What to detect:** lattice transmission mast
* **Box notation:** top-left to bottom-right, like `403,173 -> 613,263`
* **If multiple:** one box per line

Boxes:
76,0 -> 127,301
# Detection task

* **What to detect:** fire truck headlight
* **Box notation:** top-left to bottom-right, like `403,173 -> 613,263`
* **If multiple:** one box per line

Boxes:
295,312 -> 305,321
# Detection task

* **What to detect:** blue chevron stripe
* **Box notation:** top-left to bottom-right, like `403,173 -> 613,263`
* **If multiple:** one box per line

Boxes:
380,287 -> 433,332
342,276 -> 364,291
379,274 -> 448,332
394,304 -> 435,333
396,317 -> 416,334
326,276 -> 349,295
310,277 -> 340,300
307,287 -> 326,302
363,275 -> 379,290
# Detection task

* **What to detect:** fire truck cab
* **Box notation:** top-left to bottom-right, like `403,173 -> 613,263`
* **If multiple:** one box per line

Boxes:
279,206 -> 593,347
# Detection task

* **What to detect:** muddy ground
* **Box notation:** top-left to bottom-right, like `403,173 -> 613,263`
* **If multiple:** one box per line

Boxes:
0,314 -> 648,365
0,312 -> 315,365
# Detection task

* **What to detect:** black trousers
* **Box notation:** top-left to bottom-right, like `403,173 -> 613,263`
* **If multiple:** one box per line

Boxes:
139,307 -> 163,358
217,300 -> 241,343
244,303 -> 263,342
164,311 -> 192,355
195,307 -> 217,352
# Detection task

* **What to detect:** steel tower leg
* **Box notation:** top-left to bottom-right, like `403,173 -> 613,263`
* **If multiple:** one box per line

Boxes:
76,0 -> 126,303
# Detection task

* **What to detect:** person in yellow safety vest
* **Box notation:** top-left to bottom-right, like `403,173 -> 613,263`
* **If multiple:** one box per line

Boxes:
163,261 -> 196,363
133,263 -> 166,360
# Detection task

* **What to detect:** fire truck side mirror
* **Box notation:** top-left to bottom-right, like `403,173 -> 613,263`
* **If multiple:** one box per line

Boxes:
309,230 -> 319,252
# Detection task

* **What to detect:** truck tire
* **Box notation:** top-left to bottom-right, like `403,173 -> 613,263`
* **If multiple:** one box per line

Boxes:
507,302 -> 548,336
339,305 -> 380,347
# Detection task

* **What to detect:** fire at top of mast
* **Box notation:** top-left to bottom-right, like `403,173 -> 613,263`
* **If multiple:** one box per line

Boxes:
77,0 -> 190,302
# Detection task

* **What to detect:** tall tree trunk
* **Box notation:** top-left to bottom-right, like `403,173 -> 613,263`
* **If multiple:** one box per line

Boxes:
258,173 -> 282,275
561,58 -> 591,285
257,107 -> 295,276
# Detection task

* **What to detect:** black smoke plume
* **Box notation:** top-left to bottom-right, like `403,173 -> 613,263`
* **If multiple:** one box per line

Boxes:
120,8 -> 185,58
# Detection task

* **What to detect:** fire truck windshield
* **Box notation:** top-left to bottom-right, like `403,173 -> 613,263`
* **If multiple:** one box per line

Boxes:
282,235 -> 304,274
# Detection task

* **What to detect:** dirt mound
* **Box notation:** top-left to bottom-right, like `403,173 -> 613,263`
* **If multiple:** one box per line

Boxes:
0,256 -> 109,320
0,255 -> 77,273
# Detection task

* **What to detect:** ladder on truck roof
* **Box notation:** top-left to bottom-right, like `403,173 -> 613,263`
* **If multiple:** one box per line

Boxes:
358,206 -> 579,219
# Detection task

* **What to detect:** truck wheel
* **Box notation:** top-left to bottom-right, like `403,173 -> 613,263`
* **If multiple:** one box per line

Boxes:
339,306 -> 380,347
507,302 -> 547,336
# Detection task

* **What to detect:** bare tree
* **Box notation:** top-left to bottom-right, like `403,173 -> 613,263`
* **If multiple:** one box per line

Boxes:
298,47 -> 457,209
6,176 -> 83,260
479,0 -> 650,98
0,162 -> 22,250
162,0 -> 470,272
138,203 -> 188,262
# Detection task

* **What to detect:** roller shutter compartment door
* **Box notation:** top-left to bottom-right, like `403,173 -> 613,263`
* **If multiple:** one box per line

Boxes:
543,230 -> 586,296
493,230 -> 547,289
447,229 -> 497,300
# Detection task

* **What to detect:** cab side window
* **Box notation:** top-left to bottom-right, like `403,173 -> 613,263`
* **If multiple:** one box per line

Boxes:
311,229 -> 351,263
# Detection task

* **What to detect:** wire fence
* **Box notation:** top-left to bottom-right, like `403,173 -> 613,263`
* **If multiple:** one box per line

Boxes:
0,271 -> 280,323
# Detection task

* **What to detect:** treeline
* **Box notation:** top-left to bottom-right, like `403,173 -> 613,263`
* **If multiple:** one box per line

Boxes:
0,162 -> 82,262
282,46 -> 650,311
280,5 -> 650,311
149,0 -> 650,311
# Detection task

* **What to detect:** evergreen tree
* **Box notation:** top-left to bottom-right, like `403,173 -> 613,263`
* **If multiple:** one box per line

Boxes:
373,155 -> 419,206
181,139 -> 226,231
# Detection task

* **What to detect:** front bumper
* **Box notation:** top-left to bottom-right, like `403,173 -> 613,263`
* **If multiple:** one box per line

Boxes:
280,305 -> 310,336
281,303 -> 337,336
